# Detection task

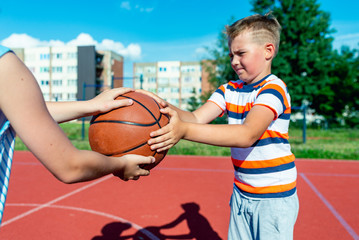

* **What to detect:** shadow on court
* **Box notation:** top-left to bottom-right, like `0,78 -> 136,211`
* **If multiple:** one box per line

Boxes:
92,202 -> 222,240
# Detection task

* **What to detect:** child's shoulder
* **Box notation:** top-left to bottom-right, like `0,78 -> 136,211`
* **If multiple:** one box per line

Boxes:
262,74 -> 287,89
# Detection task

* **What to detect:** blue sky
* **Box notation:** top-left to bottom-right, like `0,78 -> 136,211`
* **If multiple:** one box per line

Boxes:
0,0 -> 358,85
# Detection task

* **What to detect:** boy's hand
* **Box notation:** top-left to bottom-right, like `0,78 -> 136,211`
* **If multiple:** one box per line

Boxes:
135,89 -> 168,108
90,88 -> 134,114
112,155 -> 155,181
148,107 -> 185,152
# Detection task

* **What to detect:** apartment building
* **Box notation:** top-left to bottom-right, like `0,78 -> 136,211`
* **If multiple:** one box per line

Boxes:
133,61 -> 212,110
12,46 -> 123,102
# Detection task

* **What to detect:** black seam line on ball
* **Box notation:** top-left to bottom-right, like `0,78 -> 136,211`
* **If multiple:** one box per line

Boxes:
121,95 -> 162,128
105,141 -> 148,156
91,120 -> 158,127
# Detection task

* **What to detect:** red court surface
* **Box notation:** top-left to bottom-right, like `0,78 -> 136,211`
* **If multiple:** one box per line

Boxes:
0,151 -> 358,239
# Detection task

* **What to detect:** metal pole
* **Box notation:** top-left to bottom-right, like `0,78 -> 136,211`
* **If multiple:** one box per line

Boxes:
140,74 -> 143,89
302,105 -> 307,144
81,82 -> 86,140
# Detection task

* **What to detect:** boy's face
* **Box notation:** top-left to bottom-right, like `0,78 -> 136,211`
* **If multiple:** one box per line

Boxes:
228,31 -> 271,84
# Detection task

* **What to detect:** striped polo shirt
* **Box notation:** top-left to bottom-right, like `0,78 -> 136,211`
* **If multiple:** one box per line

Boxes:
0,46 -> 15,224
209,74 -> 297,198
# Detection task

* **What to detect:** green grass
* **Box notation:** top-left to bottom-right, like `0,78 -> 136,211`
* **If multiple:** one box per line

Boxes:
15,122 -> 359,160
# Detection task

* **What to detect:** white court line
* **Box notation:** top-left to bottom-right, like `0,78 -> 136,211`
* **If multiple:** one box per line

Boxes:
6,203 -> 159,240
2,175 -> 113,227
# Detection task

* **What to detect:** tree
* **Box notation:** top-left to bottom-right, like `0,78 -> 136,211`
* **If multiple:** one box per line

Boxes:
251,0 -> 336,108
312,46 -> 359,126
187,88 -> 201,112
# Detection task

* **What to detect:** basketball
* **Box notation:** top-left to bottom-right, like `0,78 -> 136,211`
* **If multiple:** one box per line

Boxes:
88,91 -> 169,170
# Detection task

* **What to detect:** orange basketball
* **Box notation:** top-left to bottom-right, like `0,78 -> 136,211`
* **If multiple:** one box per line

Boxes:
88,91 -> 169,170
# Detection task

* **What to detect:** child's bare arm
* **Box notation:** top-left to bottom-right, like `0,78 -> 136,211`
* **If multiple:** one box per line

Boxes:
0,52 -> 153,183
46,88 -> 135,123
136,89 -> 220,123
149,104 -> 274,152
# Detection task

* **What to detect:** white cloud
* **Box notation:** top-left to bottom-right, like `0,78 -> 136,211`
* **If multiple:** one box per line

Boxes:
120,1 -> 131,10
120,1 -> 154,12
0,33 -> 142,60
1,33 -> 47,48
67,33 -> 98,46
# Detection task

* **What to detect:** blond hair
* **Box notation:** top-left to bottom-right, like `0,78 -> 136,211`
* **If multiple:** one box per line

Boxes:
226,13 -> 281,56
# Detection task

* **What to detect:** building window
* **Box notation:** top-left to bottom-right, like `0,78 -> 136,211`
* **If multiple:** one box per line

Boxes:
67,79 -> 77,86
52,80 -> 63,86
53,53 -> 62,59
182,77 -> 192,82
40,53 -> 50,60
52,66 -> 63,73
158,78 -> 169,85
67,52 -> 77,59
67,66 -> 77,73
171,88 -> 179,93
52,93 -> 62,101
67,93 -> 77,100
41,80 -> 49,86
40,67 -> 49,73
148,77 -> 156,83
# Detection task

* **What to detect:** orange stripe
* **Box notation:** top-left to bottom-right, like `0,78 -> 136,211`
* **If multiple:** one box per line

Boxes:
218,85 -> 225,93
226,102 -> 253,113
258,83 -> 290,109
235,180 -> 296,194
260,130 -> 289,140
232,154 -> 295,169
284,108 -> 291,114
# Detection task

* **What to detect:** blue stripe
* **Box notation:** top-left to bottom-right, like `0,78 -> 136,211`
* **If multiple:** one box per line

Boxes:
239,186 -> 297,198
227,110 -> 249,120
234,161 -> 295,174
214,88 -> 224,97
258,89 -> 286,111
252,137 -> 289,147
227,74 -> 272,93
278,113 -> 291,120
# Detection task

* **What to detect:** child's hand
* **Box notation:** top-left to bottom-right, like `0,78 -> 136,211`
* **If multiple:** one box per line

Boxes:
135,89 -> 168,108
90,88 -> 134,114
112,155 -> 155,181
148,107 -> 185,152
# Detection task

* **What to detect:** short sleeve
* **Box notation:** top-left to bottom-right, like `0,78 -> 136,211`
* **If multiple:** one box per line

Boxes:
208,84 -> 227,116
254,80 -> 290,119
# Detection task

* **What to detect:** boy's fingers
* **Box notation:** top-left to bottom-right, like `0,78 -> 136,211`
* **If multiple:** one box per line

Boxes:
149,125 -> 169,138
139,156 -> 155,165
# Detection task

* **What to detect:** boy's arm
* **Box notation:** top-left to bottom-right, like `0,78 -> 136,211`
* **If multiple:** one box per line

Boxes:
149,104 -> 274,152
46,88 -> 134,123
136,89 -> 221,124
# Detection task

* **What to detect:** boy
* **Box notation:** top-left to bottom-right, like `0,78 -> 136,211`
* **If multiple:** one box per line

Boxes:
144,13 -> 299,239
0,45 -> 154,225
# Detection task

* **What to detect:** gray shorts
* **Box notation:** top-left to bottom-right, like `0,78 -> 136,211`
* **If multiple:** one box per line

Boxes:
228,185 -> 299,240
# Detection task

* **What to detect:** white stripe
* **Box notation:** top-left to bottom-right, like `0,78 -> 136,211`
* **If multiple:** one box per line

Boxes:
0,111 -> 15,224
231,144 -> 292,161
234,167 -> 297,187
